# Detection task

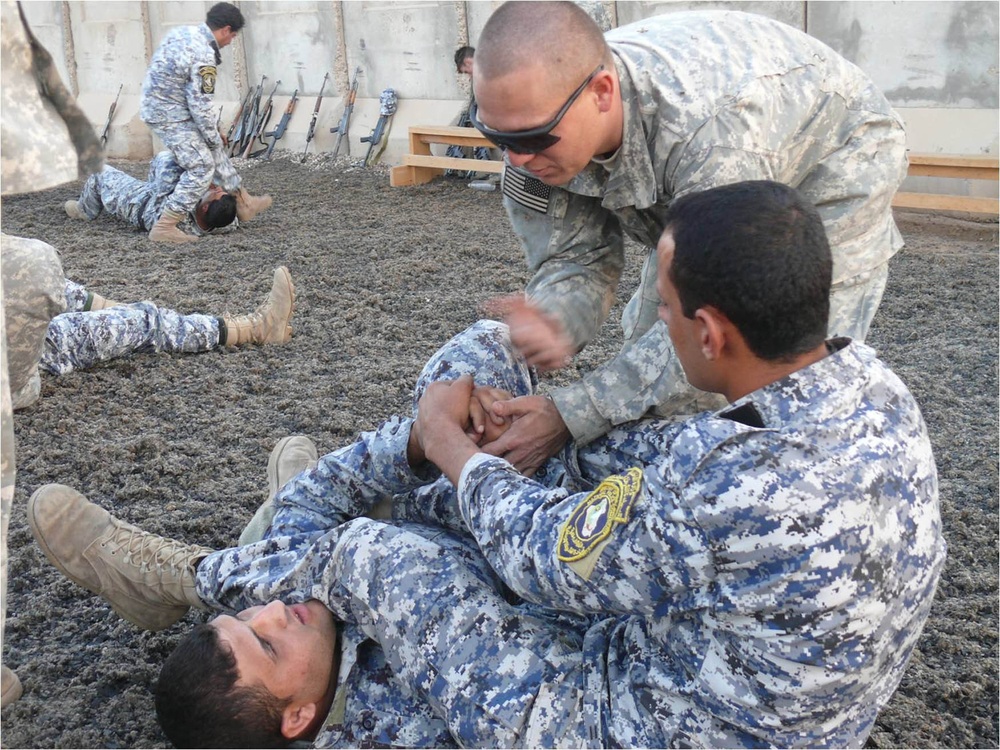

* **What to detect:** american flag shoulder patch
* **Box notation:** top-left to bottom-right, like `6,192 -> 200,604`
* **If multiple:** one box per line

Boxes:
502,165 -> 552,214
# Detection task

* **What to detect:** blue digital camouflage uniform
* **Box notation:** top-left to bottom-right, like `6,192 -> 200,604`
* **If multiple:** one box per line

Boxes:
39,278 -> 220,377
502,10 -> 909,444
194,321 -> 944,748
77,151 -> 233,235
140,23 -> 240,216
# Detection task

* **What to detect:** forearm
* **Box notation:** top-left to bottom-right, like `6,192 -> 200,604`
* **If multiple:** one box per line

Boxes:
551,321 -> 707,444
506,193 -> 624,351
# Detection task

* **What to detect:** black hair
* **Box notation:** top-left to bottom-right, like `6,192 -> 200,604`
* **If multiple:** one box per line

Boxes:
204,193 -> 237,229
206,2 -> 245,32
155,622 -> 289,748
664,180 -> 832,361
454,45 -> 475,72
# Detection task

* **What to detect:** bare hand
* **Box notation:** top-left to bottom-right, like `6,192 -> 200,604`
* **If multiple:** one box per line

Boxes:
480,394 -> 570,475
484,295 -> 574,372
414,376 -> 480,481
467,385 -> 514,445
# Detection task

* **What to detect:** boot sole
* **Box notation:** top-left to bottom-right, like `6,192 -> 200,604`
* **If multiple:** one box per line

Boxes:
267,436 -> 319,498
26,487 -> 187,631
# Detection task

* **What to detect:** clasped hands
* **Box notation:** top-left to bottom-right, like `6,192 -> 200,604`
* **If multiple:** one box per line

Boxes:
411,375 -> 569,482
410,297 -> 576,480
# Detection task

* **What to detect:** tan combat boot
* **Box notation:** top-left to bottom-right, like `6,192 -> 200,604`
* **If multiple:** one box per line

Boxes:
235,188 -> 273,222
149,208 -> 198,244
1,665 -> 23,708
84,292 -> 120,311
239,436 -> 319,546
27,484 -> 212,632
221,266 -> 295,346
64,200 -> 88,220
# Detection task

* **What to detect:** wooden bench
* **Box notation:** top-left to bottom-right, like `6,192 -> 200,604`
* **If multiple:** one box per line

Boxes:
391,135 -> 999,217
390,125 -> 503,187
893,154 -> 998,215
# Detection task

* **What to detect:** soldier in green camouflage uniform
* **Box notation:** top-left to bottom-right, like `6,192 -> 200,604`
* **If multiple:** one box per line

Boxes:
469,2 -> 909,477
0,0 -> 104,707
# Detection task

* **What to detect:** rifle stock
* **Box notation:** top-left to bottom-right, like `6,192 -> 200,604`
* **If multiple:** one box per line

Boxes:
300,72 -> 330,162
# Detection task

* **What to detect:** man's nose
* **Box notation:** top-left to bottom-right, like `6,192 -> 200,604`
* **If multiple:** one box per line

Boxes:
505,150 -> 535,169
254,600 -> 289,628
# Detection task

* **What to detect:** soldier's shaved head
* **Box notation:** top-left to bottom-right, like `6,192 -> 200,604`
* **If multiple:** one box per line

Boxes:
476,2 -> 609,89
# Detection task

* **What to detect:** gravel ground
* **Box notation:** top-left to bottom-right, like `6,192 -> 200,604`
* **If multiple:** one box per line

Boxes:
1,154 -> 996,748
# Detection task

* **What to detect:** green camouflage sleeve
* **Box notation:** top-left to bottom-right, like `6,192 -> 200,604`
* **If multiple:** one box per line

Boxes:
505,189 -> 625,351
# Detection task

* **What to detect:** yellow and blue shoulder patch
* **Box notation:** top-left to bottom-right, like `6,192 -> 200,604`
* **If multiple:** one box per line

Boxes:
198,65 -> 217,95
557,467 -> 643,576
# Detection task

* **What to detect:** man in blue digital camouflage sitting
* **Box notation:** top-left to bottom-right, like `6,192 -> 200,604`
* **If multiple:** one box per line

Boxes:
29,181 -> 945,748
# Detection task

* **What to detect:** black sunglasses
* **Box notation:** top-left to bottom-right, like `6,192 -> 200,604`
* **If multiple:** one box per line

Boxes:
469,64 -> 605,155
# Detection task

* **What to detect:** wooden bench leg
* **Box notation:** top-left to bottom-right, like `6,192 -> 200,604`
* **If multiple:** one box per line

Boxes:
390,165 -> 442,187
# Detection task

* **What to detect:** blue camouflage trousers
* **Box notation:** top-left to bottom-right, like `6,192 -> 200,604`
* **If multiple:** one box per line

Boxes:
194,320 -> 664,747
152,121 -> 240,215
78,165 -> 150,229
40,280 -> 220,376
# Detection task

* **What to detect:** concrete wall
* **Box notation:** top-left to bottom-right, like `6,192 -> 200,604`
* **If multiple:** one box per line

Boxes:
17,1 -> 1000,199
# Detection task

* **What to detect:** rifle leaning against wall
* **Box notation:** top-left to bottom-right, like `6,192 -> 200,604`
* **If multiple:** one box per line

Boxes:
330,66 -> 361,160
361,87 -> 397,167
300,71 -> 329,162
100,83 -> 123,147
226,87 -> 253,147
256,89 -> 298,160
230,74 -> 265,157
241,78 -> 279,160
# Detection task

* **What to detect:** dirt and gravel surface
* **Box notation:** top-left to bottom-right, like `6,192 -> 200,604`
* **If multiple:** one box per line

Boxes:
0,154 -> 996,748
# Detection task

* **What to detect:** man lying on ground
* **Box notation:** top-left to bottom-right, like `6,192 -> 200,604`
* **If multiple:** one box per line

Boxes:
63,150 -> 271,243
29,181 -> 945,748
2,232 -> 294,410
39,266 -> 295,381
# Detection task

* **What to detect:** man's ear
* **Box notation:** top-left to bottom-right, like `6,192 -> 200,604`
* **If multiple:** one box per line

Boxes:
693,307 -> 728,361
593,69 -> 616,112
281,701 -> 318,740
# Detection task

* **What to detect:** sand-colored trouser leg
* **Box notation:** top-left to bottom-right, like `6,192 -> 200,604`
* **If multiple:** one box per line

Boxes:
1,284 -> 22,706
0,234 -> 66,410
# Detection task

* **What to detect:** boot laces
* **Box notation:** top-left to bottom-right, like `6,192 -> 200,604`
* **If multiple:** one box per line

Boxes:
102,525 -> 198,577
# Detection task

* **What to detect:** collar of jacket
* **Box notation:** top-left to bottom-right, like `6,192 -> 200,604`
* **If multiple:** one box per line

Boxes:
200,23 -> 222,65
565,53 -> 659,212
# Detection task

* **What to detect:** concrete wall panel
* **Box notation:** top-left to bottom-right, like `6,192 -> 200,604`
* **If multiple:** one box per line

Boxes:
15,0 -> 996,173
240,1 -> 339,97
615,1 -> 804,28
342,1 -> 463,100
808,1 -> 999,109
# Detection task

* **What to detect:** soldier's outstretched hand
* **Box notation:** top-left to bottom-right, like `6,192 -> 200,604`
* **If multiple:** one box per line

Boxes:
483,295 -> 574,372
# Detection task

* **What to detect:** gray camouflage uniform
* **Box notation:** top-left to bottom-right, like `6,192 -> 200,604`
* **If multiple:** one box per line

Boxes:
504,10 -> 908,444
40,278 -> 221,377
140,23 -> 240,217
77,151 -> 235,235
196,321 -> 944,747
1,0 -> 103,691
